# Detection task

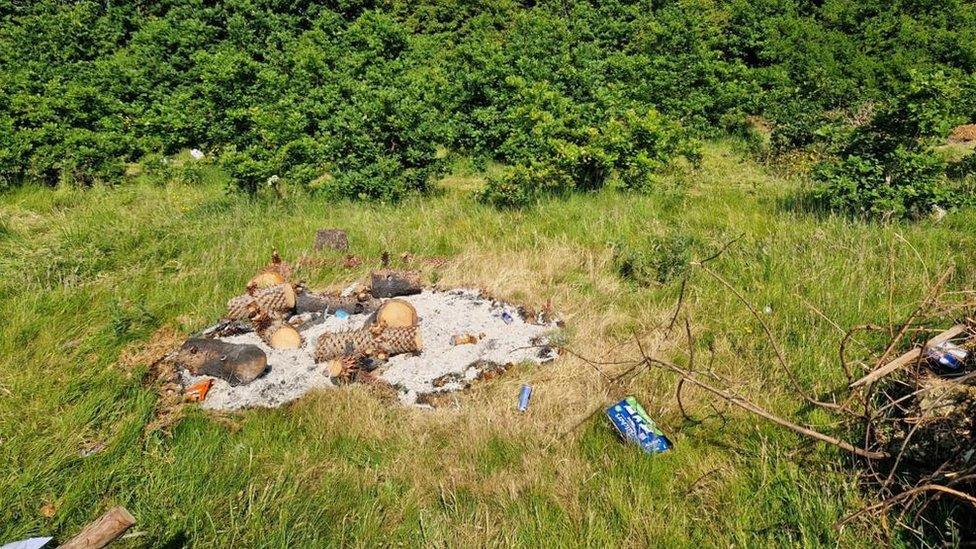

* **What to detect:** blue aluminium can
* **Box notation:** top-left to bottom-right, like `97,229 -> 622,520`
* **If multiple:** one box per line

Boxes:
518,385 -> 533,412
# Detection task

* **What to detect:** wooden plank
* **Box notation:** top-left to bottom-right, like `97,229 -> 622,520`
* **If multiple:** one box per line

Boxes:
849,324 -> 968,388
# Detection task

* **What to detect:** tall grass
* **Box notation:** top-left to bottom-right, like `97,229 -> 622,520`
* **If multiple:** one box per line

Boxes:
1,142 -> 973,545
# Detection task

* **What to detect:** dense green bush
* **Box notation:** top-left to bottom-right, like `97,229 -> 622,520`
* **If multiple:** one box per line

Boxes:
813,71 -> 971,217
1,0 -> 974,209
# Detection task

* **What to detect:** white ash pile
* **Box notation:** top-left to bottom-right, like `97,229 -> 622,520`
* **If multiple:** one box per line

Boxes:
171,250 -> 560,410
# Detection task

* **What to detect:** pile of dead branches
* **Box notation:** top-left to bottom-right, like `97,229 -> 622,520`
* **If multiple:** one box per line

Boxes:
566,251 -> 976,542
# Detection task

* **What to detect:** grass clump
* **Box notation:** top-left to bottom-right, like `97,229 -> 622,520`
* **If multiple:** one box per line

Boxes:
614,231 -> 695,287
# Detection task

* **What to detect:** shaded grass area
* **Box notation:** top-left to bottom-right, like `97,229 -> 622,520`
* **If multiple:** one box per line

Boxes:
2,142 -> 975,546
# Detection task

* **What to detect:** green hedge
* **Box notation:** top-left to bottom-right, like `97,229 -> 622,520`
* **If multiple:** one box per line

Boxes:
1,1 -> 974,211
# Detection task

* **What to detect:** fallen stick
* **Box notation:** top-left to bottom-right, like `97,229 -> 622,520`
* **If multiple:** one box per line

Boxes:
838,484 -> 976,528
58,505 -> 135,549
645,355 -> 888,460
849,324 -> 967,388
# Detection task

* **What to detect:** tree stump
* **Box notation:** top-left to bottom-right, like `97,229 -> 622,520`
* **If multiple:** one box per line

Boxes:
315,229 -> 349,251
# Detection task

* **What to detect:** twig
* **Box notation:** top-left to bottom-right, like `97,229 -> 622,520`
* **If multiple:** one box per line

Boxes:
866,267 -> 953,380
694,262 -> 844,412
839,485 -> 976,528
641,354 -> 888,460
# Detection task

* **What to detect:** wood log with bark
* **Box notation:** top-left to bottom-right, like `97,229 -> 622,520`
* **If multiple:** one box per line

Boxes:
314,325 -> 422,362
370,269 -> 422,298
248,250 -> 293,290
294,288 -> 380,315
226,283 -> 296,320
175,339 -> 268,385
58,505 -> 135,549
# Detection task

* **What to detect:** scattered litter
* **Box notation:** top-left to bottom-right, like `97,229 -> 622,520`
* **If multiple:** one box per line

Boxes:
518,384 -> 533,412
189,148 -> 205,159
1,537 -> 53,549
334,309 -> 350,320
500,311 -> 514,325
450,333 -> 481,346
78,440 -> 106,457
606,397 -> 672,454
926,340 -> 968,371
184,379 -> 214,402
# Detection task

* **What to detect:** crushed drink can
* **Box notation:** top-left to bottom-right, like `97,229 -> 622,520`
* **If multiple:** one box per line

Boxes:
926,341 -> 968,370
517,385 -> 532,411
606,397 -> 672,454
500,311 -> 514,325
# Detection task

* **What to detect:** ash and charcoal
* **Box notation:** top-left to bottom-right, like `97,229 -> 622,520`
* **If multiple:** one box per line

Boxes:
181,289 -> 559,410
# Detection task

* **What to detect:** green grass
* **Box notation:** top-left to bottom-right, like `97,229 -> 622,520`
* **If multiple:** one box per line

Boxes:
2,141 -> 974,546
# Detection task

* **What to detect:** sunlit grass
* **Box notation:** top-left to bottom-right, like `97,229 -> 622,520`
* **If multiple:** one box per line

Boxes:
1,141 -> 973,545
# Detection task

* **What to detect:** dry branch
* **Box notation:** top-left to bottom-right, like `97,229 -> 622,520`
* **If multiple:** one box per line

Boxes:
644,354 -> 888,459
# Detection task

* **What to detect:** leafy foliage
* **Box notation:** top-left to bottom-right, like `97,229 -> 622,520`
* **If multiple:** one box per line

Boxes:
1,0 -> 975,210
813,72 -> 971,217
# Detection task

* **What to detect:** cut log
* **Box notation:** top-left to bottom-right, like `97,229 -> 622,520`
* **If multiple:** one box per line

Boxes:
249,271 -> 285,289
850,324 -> 969,388
257,321 -> 303,350
314,325 -> 422,362
175,339 -> 268,386
370,269 -> 422,298
314,229 -> 349,251
373,298 -> 418,328
58,505 -> 135,549
294,290 -> 381,315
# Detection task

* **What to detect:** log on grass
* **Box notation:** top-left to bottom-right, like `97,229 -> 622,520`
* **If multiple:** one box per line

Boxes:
175,339 -> 268,386
314,325 -> 422,362
370,269 -> 422,298
314,229 -> 349,251
59,505 -> 135,549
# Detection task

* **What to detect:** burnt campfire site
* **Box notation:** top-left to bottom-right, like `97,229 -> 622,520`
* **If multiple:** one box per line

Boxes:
164,232 -> 560,411
149,230 -> 976,540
